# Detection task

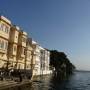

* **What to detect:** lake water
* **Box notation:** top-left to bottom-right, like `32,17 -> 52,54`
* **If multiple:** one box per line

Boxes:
6,71 -> 90,90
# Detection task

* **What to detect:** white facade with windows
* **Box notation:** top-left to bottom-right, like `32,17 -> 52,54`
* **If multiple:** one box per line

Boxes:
32,41 -> 41,76
32,41 -> 52,76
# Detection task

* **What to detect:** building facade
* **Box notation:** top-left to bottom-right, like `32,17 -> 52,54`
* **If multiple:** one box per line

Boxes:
0,15 -> 52,76
32,40 -> 51,76
8,25 -> 19,69
40,48 -> 51,75
16,30 -> 27,69
32,40 -> 41,76
25,38 -> 33,70
0,16 -> 11,69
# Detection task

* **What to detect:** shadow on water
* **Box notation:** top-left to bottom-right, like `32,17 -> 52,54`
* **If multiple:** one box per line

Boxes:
48,72 -> 75,90
29,73 -> 74,90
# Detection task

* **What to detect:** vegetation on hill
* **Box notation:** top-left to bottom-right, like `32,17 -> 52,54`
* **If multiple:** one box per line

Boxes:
50,50 -> 75,77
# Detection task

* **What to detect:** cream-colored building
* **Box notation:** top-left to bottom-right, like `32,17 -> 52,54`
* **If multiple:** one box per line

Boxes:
0,15 -> 52,76
8,25 -> 19,69
0,16 -> 31,70
0,16 -> 11,69
16,30 -> 27,69
25,38 -> 33,70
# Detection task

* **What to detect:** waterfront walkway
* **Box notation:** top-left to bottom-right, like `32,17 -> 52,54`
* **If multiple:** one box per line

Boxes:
0,79 -> 31,90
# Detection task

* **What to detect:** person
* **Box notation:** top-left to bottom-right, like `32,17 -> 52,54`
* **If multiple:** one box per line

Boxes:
19,70 -> 22,82
0,71 -> 3,81
10,69 -> 14,80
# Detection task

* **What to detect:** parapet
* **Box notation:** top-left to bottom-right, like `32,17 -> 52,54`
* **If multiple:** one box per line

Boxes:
0,15 -> 11,24
22,31 -> 27,36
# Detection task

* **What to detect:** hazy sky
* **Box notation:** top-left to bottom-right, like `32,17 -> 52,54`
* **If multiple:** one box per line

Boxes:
0,0 -> 90,70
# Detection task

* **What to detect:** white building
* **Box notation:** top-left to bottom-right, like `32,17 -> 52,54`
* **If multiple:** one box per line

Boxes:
32,40 -> 52,76
32,41 -> 41,76
40,48 -> 52,75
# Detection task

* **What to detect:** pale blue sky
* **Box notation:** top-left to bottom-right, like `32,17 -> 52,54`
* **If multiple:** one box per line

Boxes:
0,0 -> 90,70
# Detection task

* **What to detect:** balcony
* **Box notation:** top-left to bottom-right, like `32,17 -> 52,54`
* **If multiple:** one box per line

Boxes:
8,44 -> 17,56
9,27 -> 19,44
0,30 -> 9,40
18,31 -> 27,47
0,49 -> 7,54
0,21 -> 10,40
18,37 -> 26,47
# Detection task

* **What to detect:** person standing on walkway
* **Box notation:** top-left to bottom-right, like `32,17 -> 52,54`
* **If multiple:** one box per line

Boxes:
19,70 -> 22,82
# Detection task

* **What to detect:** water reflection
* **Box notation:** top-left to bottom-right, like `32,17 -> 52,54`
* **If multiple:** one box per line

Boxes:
48,73 -> 73,90
4,74 -> 72,90
31,75 -> 52,90
5,72 -> 90,90
30,73 -> 72,90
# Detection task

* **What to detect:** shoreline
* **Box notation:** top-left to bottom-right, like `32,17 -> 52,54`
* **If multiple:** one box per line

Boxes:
0,79 -> 32,90
0,74 -> 52,90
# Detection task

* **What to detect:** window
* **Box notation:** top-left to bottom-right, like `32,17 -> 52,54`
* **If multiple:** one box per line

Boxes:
16,36 -> 17,38
24,48 -> 26,55
3,25 -> 5,32
1,41 -> 4,49
22,37 -> 26,43
0,23 -> 4,31
22,48 -> 25,55
0,40 -> 1,49
0,40 -> 8,50
5,42 -> 8,50
0,23 -> 9,33
13,46 -> 16,52
5,26 -> 9,33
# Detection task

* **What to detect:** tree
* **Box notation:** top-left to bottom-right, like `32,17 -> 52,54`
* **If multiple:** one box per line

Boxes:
50,50 -> 75,76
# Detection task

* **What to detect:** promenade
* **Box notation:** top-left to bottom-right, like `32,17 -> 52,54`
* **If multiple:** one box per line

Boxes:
0,79 -> 31,90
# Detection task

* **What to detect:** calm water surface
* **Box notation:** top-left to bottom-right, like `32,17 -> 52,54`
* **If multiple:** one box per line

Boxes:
9,71 -> 90,90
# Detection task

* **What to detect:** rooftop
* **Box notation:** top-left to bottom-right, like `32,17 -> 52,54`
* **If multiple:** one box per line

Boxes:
0,15 -> 11,24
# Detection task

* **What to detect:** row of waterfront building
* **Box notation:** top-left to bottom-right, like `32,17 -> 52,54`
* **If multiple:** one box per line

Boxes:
0,15 -> 52,76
